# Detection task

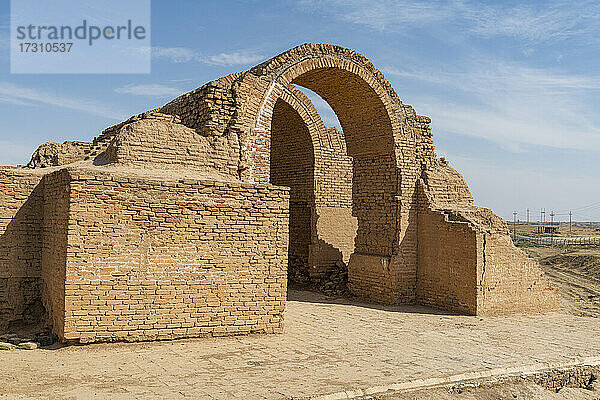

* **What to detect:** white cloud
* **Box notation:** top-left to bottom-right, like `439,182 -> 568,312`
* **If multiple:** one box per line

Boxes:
115,84 -> 183,97
465,1 -> 600,42
296,0 -> 600,42
0,82 -> 125,120
152,46 -> 265,66
297,0 -> 453,31
205,52 -> 265,66
152,47 -> 198,63
384,61 -> 600,152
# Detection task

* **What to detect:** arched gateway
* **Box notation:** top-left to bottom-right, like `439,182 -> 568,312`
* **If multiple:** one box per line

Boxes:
0,44 -> 559,343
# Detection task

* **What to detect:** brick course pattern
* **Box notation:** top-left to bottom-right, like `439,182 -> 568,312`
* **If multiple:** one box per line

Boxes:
44,167 -> 288,342
0,43 -> 558,342
0,168 -> 45,330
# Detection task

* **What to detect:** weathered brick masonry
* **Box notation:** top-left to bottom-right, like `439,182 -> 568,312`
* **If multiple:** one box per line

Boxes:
0,168 -> 45,330
43,167 -> 288,342
0,43 -> 559,342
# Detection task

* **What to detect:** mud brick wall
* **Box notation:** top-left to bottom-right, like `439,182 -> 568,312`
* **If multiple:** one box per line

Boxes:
416,207 -> 478,314
0,44 -> 559,332
418,162 -> 560,314
351,155 -> 398,257
0,168 -> 45,330
48,168 -> 289,343
347,254 -> 396,303
159,74 -> 243,178
347,155 -> 399,303
27,141 -> 92,169
476,233 -> 560,315
41,169 -> 71,335
160,73 -> 241,138
421,160 -> 474,208
310,127 -> 356,279
101,114 -> 240,177
270,99 -> 315,280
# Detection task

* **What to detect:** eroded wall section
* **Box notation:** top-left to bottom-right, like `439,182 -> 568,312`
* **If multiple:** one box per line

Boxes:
0,168 -> 45,331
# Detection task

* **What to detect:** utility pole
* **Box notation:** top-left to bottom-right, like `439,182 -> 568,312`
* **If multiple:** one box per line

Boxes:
569,211 -> 572,236
527,208 -> 530,224
542,208 -> 546,224
513,211 -> 517,238
550,211 -> 555,245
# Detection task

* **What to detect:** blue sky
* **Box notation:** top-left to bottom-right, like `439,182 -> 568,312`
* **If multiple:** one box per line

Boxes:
1,0 -> 599,221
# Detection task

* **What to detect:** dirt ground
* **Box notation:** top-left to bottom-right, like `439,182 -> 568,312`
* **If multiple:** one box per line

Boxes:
386,245 -> 600,400
523,245 -> 600,318
2,288 -> 600,399
513,222 -> 600,238
378,379 -> 599,400
1,245 -> 599,399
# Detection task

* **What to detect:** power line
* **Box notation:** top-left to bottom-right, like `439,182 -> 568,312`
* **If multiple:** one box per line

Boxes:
557,200 -> 600,214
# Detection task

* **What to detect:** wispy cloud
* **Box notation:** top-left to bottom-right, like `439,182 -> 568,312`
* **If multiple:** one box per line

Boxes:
205,52 -> 265,66
115,83 -> 184,98
152,47 -> 198,63
0,82 -> 125,120
296,0 -> 600,43
152,46 -> 265,66
465,1 -> 600,42
297,0 -> 453,31
384,61 -> 600,151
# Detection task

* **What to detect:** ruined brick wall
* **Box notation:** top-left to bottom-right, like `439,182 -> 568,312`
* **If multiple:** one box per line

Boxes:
421,159 -> 473,208
416,205 -> 478,314
46,167 -> 288,343
160,73 -> 241,137
100,115 -> 218,172
476,232 -> 560,315
418,161 -> 560,314
0,168 -> 45,331
270,99 -> 314,281
26,141 -> 92,169
310,127 -> 356,279
159,74 -> 243,178
351,155 -> 398,257
415,160 -> 478,313
0,44 -> 560,341
41,169 -> 70,336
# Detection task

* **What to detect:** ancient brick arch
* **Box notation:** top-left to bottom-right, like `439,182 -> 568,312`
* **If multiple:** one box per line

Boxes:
228,44 -> 407,295
269,84 -> 358,282
0,44 -> 561,344
234,43 -> 402,182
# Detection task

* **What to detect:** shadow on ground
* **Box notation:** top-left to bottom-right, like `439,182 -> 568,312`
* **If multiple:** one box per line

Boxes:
287,286 -> 457,316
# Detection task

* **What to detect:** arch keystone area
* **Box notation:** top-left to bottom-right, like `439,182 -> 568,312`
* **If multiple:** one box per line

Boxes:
0,43 -> 559,343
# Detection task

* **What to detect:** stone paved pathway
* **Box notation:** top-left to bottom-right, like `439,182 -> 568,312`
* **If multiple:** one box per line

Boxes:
1,290 -> 599,399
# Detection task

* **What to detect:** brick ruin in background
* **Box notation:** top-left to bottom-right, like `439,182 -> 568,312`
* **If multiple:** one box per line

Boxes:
0,44 -> 559,343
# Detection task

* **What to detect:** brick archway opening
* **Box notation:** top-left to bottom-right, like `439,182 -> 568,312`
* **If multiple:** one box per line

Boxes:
291,67 -> 394,158
266,64 -> 400,296
270,98 -> 315,284
243,45 -> 406,300
282,69 -> 398,297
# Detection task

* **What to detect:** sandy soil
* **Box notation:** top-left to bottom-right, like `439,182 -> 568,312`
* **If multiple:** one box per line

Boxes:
524,246 -> 600,318
1,245 -> 599,399
378,379 -> 599,400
